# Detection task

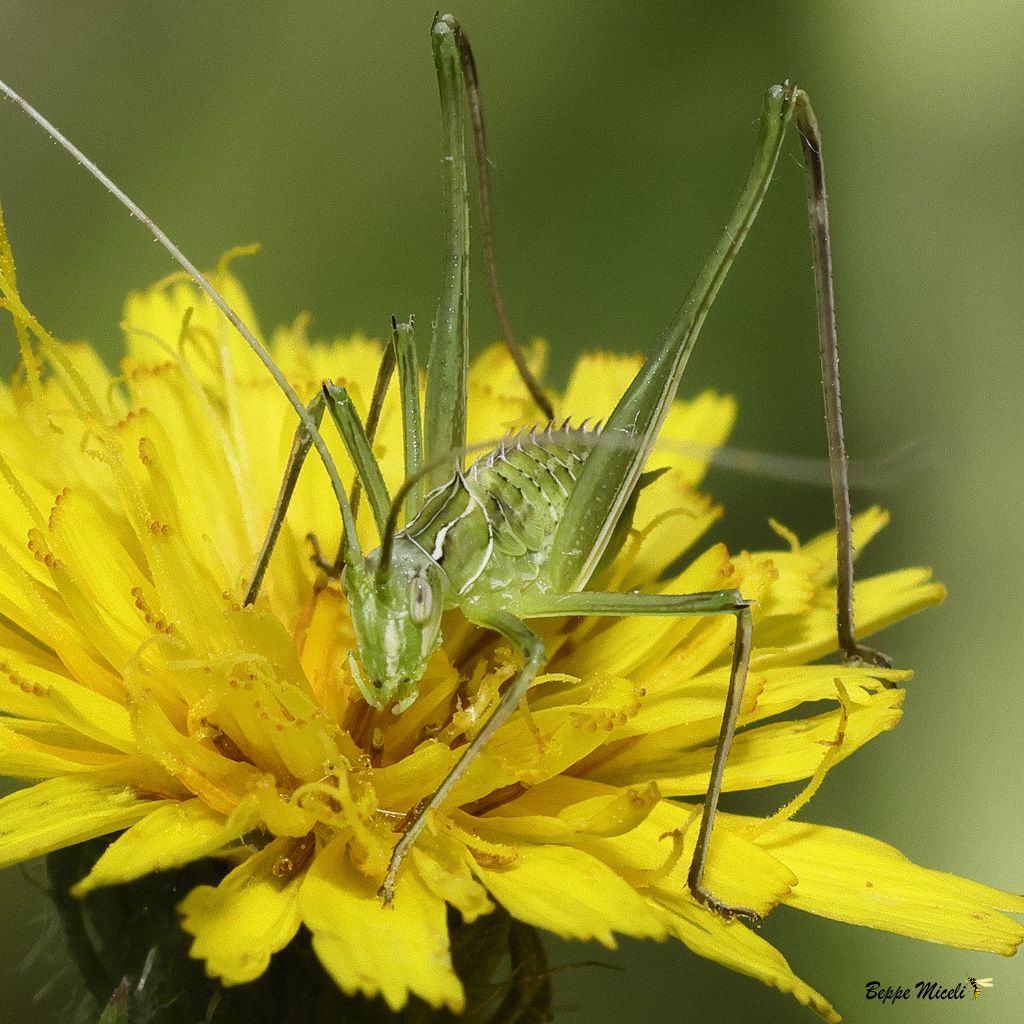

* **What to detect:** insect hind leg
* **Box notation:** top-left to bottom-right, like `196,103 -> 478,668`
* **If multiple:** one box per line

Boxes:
790,85 -> 891,670
686,599 -> 757,922
515,588 -> 760,923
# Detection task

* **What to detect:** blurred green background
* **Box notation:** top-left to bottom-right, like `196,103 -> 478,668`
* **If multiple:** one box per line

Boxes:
1,1 -> 1021,1021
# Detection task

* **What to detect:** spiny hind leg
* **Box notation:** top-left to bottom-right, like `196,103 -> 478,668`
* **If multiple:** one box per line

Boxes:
789,85 -> 890,670
514,588 -> 759,923
685,599 -> 757,921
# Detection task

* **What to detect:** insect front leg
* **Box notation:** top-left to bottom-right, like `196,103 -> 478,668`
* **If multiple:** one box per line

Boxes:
344,336 -> 396,536
379,606 -> 546,904
515,589 -> 758,922
321,380 -> 392,539
247,365 -> 400,602
244,391 -> 328,605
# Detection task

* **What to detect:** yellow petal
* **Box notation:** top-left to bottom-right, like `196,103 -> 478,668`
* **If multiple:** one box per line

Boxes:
755,819 -> 1024,955
123,268 -> 266,388
652,389 -> 738,486
0,653 -> 134,751
562,351 -> 642,419
654,898 -> 840,1022
467,341 -> 547,407
73,796 -> 261,895
471,778 -> 662,841
800,506 -> 892,569
475,778 -> 793,921
300,837 -> 464,1013
647,813 -> 795,921
0,718 -> 121,777
591,685 -> 903,794
373,742 -> 459,810
617,664 -> 908,741
0,773 -> 169,868
453,674 -> 648,802
129,698 -> 267,814
59,341 -> 128,419
43,485 -> 152,668
618,469 -> 723,590
753,568 -> 945,669
178,836 -> 304,984
411,831 -> 495,924
471,842 -> 666,946
558,544 -> 741,680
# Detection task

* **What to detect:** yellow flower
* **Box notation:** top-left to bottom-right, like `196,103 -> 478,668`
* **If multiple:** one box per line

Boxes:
1,225 -> 1021,1022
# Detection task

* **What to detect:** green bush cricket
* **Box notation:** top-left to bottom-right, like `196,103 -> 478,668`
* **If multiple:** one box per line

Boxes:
0,12 -> 890,923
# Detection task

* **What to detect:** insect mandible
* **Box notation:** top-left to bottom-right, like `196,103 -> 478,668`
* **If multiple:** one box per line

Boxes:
0,12 -> 890,921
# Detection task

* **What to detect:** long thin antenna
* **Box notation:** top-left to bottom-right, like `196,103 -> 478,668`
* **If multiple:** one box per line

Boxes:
0,77 -> 363,564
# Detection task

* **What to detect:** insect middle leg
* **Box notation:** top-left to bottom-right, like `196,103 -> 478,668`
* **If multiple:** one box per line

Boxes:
380,607 -> 547,904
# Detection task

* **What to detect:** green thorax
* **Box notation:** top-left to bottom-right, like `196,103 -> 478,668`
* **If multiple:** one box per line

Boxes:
400,424 -> 600,603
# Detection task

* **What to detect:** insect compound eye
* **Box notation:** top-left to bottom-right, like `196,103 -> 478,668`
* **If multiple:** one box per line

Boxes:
409,575 -> 434,625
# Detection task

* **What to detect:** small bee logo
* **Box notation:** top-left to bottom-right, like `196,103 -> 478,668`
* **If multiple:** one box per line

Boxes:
966,976 -> 993,999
